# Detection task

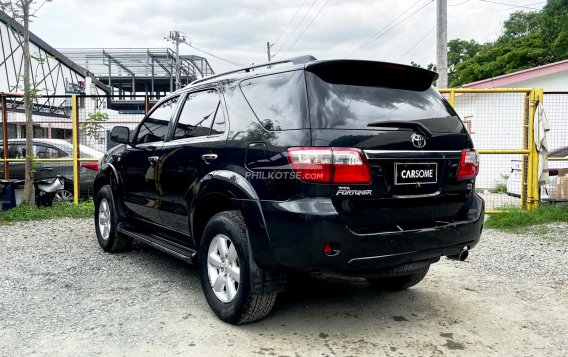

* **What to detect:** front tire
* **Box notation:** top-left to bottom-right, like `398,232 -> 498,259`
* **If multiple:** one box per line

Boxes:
199,211 -> 277,324
94,185 -> 132,252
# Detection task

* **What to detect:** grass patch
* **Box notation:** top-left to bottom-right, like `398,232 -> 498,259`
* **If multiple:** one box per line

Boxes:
0,201 -> 94,225
485,204 -> 568,232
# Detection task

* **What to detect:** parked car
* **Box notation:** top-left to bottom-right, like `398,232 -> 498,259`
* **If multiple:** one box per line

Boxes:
0,138 -> 103,201
507,146 -> 568,200
93,57 -> 484,324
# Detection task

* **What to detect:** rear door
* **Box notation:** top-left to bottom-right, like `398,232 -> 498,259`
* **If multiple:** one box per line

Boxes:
305,61 -> 475,234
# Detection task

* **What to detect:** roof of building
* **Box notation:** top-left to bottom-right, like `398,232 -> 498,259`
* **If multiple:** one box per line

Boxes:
0,9 -> 110,92
460,59 -> 568,89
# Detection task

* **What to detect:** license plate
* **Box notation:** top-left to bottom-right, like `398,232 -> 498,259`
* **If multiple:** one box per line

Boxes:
394,162 -> 437,185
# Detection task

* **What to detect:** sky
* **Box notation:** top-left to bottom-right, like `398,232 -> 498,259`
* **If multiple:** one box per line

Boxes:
29,0 -> 546,74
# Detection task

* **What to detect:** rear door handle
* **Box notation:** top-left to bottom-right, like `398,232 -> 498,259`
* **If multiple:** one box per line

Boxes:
202,153 -> 218,164
148,156 -> 159,165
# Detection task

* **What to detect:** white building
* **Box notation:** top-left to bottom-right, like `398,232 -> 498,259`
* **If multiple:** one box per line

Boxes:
452,60 -> 568,190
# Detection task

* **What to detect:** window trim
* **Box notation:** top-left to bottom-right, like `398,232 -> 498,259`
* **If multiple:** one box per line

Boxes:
166,88 -> 227,142
133,95 -> 182,146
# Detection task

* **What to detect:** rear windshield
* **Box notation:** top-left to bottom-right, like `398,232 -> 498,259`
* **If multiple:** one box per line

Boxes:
306,72 -> 459,130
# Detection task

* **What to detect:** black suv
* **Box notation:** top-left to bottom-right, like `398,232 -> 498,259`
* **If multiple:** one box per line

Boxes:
93,56 -> 484,324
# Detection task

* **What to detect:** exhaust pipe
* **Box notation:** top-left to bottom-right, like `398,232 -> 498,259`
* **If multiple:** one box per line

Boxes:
447,246 -> 469,261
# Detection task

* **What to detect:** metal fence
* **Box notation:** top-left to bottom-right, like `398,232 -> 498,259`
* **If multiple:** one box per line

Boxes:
541,92 -> 568,202
440,88 -> 544,212
1,94 -> 156,204
0,89 -> 560,211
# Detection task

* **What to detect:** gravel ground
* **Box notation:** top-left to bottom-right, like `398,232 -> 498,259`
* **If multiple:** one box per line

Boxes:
0,218 -> 567,356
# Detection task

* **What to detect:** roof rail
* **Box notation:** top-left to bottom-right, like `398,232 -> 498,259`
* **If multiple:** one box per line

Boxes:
189,55 -> 317,86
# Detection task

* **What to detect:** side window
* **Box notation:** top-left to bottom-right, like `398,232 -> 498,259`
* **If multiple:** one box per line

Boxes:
240,70 -> 308,130
136,96 -> 179,144
34,145 -> 67,159
173,90 -> 220,140
9,144 -> 26,159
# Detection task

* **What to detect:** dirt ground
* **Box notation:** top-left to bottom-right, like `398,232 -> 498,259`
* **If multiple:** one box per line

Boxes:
1,219 -> 566,356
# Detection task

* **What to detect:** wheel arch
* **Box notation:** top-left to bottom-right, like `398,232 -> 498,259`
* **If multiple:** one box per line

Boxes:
190,170 -> 280,271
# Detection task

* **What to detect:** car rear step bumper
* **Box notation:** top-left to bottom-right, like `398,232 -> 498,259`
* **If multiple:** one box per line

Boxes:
257,192 -> 484,273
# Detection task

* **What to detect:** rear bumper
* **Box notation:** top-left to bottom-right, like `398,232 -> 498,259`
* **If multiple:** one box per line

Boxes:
258,192 -> 484,274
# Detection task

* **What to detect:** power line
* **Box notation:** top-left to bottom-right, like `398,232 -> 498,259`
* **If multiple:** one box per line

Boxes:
448,0 -> 470,6
186,43 -> 245,68
449,2 -> 544,17
347,0 -> 433,58
255,0 -> 309,63
398,25 -> 436,61
272,0 -> 321,58
282,0 -> 332,54
273,0 -> 310,47
368,0 -> 435,59
478,0 -> 540,11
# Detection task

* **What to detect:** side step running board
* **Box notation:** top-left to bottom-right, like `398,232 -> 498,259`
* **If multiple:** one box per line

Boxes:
117,223 -> 197,264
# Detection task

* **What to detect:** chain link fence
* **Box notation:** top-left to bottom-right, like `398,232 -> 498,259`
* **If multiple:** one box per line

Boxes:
441,89 -> 542,211
542,92 -> 568,202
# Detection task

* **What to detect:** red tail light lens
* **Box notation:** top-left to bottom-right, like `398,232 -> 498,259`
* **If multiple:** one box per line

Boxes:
82,162 -> 99,171
287,147 -> 371,184
456,149 -> 479,181
331,148 -> 372,184
547,169 -> 559,176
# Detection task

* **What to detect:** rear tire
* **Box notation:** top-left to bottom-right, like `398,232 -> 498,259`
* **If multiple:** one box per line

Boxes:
366,264 -> 430,291
94,185 -> 132,252
198,211 -> 277,324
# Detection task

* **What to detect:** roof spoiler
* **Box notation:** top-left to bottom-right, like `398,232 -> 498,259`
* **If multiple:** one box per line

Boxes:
305,60 -> 438,91
190,55 -> 317,86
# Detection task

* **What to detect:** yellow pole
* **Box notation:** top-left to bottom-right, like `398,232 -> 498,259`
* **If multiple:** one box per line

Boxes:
531,89 -> 544,210
527,90 -> 538,211
71,95 -> 79,205
449,90 -> 455,108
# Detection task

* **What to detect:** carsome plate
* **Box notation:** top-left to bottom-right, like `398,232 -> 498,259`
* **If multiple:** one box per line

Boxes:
394,162 -> 437,185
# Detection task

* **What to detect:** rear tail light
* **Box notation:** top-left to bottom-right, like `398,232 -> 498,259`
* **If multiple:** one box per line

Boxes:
456,149 -> 479,181
82,162 -> 99,171
287,147 -> 371,184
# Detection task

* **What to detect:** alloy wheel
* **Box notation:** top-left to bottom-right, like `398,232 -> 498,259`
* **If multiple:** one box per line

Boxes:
207,234 -> 241,303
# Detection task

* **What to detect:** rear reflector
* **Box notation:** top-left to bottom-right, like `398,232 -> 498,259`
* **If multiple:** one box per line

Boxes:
456,149 -> 479,181
82,162 -> 99,171
287,147 -> 371,184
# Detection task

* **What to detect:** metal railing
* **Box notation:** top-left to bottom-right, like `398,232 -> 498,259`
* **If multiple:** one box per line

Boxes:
441,88 -> 544,213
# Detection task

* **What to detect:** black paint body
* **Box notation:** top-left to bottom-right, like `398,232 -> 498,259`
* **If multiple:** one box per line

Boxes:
95,59 -> 484,277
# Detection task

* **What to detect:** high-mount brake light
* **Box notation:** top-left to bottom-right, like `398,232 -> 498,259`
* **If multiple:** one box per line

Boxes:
456,149 -> 479,181
287,147 -> 371,184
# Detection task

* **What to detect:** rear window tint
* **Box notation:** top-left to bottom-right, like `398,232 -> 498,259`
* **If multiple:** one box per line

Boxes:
240,70 -> 308,130
306,72 -> 458,130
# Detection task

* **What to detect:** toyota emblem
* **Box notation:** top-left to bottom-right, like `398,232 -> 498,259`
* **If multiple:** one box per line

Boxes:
411,133 -> 426,148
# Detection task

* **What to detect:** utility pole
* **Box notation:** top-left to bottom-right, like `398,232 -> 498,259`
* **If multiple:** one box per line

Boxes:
436,0 -> 448,88
165,31 -> 187,90
267,42 -> 274,62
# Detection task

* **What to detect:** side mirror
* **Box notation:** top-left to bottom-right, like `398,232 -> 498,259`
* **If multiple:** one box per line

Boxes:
110,126 -> 130,144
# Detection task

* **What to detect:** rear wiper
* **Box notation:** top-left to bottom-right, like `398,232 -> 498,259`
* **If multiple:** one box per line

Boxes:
366,120 -> 432,138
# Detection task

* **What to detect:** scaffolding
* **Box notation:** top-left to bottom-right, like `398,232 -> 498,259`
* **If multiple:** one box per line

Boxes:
60,48 -> 215,97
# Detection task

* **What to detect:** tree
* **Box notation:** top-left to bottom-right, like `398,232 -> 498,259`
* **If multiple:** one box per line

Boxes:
412,1 -> 568,87
0,0 -> 52,205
